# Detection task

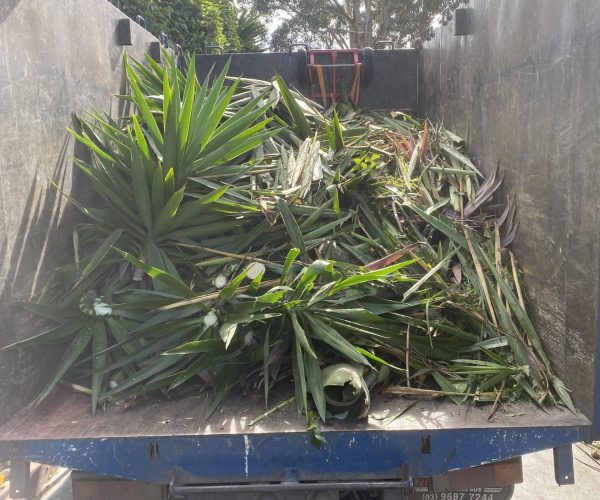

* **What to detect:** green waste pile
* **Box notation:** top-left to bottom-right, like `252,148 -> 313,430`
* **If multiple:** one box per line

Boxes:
3,53 -> 575,422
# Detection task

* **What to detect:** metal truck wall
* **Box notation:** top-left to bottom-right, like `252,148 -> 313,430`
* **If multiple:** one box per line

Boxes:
419,0 -> 600,423
0,0 -> 157,425
195,50 -> 419,111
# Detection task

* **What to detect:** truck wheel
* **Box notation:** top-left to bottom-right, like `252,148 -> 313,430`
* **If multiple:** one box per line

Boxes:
361,47 -> 374,84
504,484 -> 515,499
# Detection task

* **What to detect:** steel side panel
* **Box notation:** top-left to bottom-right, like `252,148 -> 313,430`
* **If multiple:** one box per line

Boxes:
1,426 -> 589,485
194,50 -> 418,111
594,264 -> 600,440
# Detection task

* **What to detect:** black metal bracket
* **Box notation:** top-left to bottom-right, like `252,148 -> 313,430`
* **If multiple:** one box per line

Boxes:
454,8 -> 473,36
553,445 -> 575,485
175,44 -> 184,69
9,458 -> 30,499
116,18 -> 132,46
288,43 -> 310,54
135,15 -> 146,29
375,40 -> 395,50
149,41 -> 162,63
160,32 -> 169,48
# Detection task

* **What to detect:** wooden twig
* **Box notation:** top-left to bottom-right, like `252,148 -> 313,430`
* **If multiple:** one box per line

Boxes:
175,243 -> 273,266
509,251 -> 526,309
384,386 -> 495,398
249,397 -> 295,427
488,379 -> 506,421
464,227 -> 498,327
405,325 -> 411,388
155,279 -> 281,312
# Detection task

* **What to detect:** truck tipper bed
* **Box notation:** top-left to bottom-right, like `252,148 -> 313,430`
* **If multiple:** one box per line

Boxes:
1,0 -> 599,498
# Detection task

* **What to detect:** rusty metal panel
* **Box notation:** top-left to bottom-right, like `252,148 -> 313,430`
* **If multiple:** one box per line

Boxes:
436,458 -> 523,490
71,471 -> 165,500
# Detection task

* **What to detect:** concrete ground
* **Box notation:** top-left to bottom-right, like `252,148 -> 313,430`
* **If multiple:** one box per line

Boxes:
513,444 -> 600,499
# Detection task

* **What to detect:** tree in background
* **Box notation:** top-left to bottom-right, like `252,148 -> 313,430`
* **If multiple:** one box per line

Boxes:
118,0 -> 265,53
252,0 -> 463,50
237,8 -> 268,52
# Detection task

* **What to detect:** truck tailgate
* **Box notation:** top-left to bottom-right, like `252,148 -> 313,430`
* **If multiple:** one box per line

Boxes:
0,385 -> 589,485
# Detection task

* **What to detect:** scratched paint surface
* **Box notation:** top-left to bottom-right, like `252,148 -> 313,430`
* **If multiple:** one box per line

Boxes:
2,426 -> 589,484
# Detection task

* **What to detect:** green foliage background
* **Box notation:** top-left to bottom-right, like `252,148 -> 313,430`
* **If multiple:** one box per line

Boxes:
251,0 -> 463,50
118,0 -> 265,53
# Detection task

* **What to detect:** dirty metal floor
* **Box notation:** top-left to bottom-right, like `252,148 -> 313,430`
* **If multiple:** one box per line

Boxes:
0,384 -> 589,441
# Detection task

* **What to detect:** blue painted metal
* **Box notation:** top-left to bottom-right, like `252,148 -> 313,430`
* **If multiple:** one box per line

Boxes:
0,425 -> 589,486
553,445 -> 575,486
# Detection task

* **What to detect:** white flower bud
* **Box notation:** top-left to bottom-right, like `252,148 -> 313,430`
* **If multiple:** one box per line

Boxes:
246,262 -> 266,280
214,275 -> 227,289
203,310 -> 218,327
93,299 -> 112,316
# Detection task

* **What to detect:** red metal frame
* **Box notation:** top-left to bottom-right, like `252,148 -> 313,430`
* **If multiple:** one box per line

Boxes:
308,49 -> 361,105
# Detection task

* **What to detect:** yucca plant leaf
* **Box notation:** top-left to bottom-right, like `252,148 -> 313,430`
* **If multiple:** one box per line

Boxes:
431,371 -> 468,405
1,320 -> 86,350
101,353 -> 183,400
68,127 -> 114,162
151,166 -> 165,218
114,248 -> 195,298
124,54 -> 163,146
132,114 -> 151,162
293,260 -> 332,299
91,321 -> 107,414
292,337 -> 308,415
332,258 -> 418,295
164,167 -> 175,199
190,126 -> 279,173
290,311 -> 317,359
305,350 -> 326,421
178,57 -> 197,148
280,248 -> 301,284
550,375 -> 576,413
219,268 -> 251,303
33,325 -> 94,405
305,314 -> 369,366
164,339 -> 225,355
331,109 -> 344,151
275,76 -> 312,138
153,186 -> 186,236
475,244 -> 551,368
79,228 -> 124,280
24,59 -> 570,420
130,142 -> 153,231
276,197 -> 306,254
403,248 -> 457,300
